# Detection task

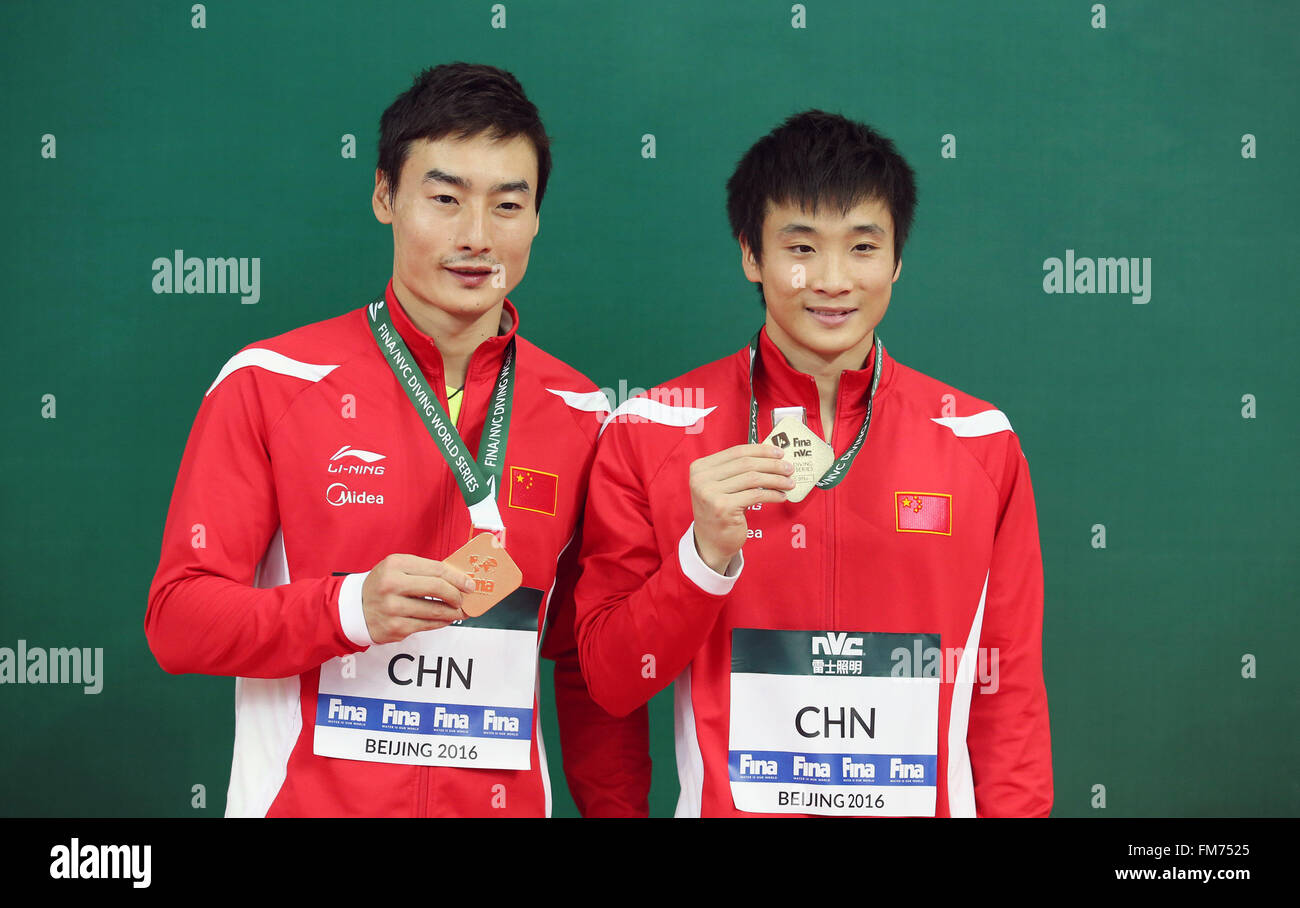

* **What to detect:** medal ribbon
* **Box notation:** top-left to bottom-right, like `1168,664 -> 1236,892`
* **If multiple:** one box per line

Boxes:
746,330 -> 883,490
366,296 -> 514,531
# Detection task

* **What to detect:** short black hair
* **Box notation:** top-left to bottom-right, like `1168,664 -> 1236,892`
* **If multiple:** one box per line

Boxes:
726,110 -> 917,270
377,62 -> 552,211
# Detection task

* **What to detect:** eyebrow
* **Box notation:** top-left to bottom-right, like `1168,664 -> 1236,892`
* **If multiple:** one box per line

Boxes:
776,222 -> 887,237
422,169 -> 532,195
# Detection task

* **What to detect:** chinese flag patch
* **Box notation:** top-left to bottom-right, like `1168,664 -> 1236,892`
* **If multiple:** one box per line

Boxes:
895,492 -> 952,535
508,466 -> 559,516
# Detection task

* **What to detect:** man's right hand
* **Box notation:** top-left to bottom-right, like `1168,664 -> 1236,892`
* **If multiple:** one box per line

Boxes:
689,443 -> 794,574
361,554 -> 478,644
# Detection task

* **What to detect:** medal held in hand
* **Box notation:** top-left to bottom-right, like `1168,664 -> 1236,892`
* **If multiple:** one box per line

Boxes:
443,532 -> 523,617
747,330 -> 884,497
762,417 -> 834,503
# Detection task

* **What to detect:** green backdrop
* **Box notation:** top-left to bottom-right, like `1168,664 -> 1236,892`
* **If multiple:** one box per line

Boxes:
1,0 -> 1296,817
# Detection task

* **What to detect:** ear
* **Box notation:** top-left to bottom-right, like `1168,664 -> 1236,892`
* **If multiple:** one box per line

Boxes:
533,210 -> 541,239
740,239 -> 762,284
372,169 -> 394,224
892,257 -> 903,283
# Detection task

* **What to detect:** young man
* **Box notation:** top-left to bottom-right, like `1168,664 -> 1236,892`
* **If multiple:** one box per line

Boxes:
146,63 -> 649,817
575,111 -> 1052,817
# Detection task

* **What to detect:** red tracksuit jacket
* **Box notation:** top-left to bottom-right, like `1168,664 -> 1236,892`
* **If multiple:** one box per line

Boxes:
147,280 -> 649,816
574,328 -> 1052,817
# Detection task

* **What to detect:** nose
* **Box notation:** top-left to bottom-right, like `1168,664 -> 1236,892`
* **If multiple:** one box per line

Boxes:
813,253 -> 853,298
454,202 -> 491,258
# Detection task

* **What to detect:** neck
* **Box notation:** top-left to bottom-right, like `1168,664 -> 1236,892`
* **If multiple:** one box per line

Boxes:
392,277 -> 505,388
765,320 -> 875,412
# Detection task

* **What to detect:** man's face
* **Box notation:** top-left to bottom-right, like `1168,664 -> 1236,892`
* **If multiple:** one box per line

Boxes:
373,132 -> 540,319
742,196 -> 902,363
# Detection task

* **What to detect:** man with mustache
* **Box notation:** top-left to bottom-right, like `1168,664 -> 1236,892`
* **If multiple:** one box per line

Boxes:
147,63 -> 648,817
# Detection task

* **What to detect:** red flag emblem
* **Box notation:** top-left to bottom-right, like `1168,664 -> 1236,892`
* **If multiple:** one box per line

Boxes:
508,466 -> 559,516
895,492 -> 952,535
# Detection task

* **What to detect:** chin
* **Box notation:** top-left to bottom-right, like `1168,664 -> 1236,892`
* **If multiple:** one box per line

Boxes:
443,287 -> 504,309
803,330 -> 868,355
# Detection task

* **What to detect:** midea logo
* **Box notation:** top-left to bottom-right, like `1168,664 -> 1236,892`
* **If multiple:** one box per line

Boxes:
325,483 -> 385,507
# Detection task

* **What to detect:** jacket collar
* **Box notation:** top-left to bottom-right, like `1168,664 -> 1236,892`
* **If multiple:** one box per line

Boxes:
384,278 -> 520,389
750,325 -> 894,435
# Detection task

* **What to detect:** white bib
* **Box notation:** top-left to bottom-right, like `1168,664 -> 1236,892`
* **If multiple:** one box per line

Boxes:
728,628 -> 940,816
314,588 -> 541,770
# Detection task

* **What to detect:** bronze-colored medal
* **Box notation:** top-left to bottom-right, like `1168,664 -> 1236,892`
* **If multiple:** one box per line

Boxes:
443,533 -> 523,616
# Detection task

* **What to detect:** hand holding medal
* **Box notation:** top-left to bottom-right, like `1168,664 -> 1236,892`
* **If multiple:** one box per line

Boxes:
688,443 -> 794,574
360,554 -> 477,644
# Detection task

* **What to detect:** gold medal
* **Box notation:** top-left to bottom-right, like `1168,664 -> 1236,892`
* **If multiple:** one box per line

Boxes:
762,416 -> 834,503
443,532 -> 523,617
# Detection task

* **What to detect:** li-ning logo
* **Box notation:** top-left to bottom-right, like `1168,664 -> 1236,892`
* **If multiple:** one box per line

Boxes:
328,445 -> 387,475
151,249 -> 261,304
325,483 -> 385,506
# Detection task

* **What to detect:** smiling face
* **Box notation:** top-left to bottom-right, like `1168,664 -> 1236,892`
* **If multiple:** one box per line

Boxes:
742,196 -> 902,372
372,131 -> 540,322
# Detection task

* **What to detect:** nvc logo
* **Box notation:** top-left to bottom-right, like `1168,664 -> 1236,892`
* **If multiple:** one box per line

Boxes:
811,632 -> 863,656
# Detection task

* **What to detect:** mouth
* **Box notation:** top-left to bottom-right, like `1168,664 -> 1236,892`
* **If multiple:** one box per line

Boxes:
445,264 -> 495,288
805,306 -> 856,327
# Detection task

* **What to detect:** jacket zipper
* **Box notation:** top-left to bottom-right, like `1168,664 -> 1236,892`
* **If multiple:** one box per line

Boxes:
419,360 -> 462,818
824,389 -> 838,630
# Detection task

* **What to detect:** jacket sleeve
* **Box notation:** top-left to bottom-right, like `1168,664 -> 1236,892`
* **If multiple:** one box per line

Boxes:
145,362 -> 364,679
574,420 -> 737,719
965,434 -> 1053,817
541,520 -> 651,817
